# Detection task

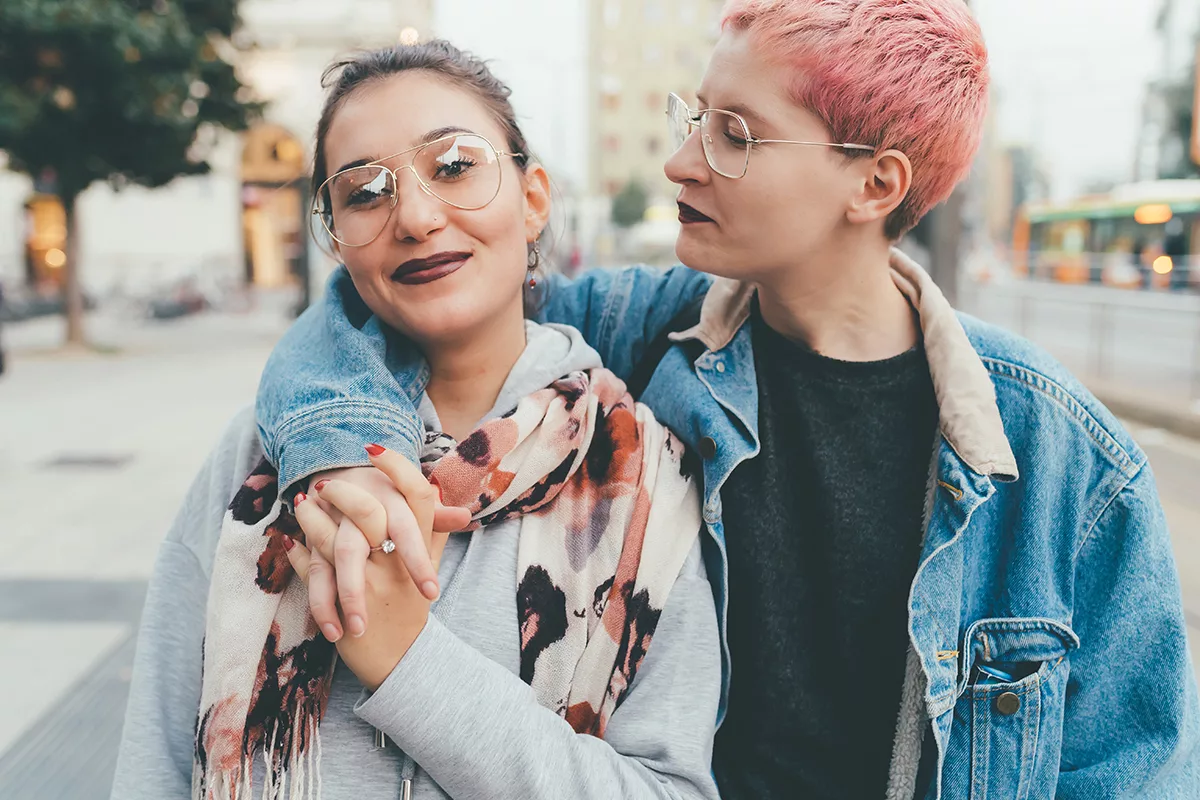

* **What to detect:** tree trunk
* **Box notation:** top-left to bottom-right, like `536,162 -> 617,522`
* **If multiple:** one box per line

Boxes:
62,192 -> 85,346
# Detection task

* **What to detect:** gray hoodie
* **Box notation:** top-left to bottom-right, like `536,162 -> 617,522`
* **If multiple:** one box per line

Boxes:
110,322 -> 722,800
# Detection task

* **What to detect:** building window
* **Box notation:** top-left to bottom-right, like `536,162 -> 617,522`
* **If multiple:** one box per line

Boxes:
647,136 -> 661,155
646,91 -> 661,111
604,0 -> 620,27
644,1 -> 664,23
604,135 -> 621,153
643,44 -> 662,64
605,180 -> 621,196
603,92 -> 620,111
679,1 -> 697,25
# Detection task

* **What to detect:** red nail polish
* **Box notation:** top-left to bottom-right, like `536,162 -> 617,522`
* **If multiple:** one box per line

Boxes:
282,535 -> 295,551
294,492 -> 307,504
365,443 -> 386,457
314,480 -> 329,492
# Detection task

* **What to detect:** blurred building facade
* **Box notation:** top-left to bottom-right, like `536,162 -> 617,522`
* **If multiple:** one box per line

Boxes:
1134,0 -> 1200,182
587,0 -> 721,206
0,0 -> 432,300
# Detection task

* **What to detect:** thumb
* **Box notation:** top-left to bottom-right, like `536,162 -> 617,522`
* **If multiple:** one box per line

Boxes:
433,504 -> 472,533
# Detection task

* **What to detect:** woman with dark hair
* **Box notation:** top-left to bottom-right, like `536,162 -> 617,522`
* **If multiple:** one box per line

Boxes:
111,41 -> 720,800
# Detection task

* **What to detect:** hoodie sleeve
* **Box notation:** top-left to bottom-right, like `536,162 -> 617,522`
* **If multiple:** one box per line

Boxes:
110,409 -> 264,800
354,537 -> 721,800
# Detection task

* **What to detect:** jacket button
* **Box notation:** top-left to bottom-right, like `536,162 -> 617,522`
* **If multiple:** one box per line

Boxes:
995,692 -> 1021,716
698,437 -> 717,459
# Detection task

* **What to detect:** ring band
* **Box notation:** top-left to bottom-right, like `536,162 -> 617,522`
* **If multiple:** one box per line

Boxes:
370,539 -> 397,554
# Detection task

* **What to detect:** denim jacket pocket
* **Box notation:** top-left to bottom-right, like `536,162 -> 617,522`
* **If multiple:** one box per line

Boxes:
944,618 -> 1079,800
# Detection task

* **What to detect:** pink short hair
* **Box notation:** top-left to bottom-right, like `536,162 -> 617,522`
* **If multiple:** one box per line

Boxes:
721,0 -> 989,238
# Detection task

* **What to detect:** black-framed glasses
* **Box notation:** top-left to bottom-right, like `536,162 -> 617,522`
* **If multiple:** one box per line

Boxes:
313,132 -> 523,248
666,92 -> 875,179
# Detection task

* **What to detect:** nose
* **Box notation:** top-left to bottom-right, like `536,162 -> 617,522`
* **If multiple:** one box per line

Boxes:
664,128 -> 711,188
389,166 -> 446,243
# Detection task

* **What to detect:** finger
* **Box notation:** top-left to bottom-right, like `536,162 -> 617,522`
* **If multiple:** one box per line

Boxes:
306,547 -> 343,643
433,504 -> 472,533
282,535 -> 311,583
363,445 -> 437,538
313,479 -> 388,547
306,475 -> 343,525
333,517 -> 371,638
380,491 -> 440,600
431,530 -> 451,569
294,491 -> 342,563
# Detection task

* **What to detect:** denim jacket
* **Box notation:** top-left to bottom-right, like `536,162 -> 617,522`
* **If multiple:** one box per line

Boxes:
256,251 -> 1200,798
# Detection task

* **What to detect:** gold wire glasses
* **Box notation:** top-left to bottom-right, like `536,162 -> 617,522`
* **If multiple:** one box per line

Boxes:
312,131 -> 523,247
666,92 -> 875,179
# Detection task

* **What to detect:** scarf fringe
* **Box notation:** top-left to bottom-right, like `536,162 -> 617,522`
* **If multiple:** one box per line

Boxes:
194,713 -> 323,800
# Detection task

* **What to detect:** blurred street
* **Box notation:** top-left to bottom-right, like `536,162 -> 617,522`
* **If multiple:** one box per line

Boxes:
0,285 -> 1197,798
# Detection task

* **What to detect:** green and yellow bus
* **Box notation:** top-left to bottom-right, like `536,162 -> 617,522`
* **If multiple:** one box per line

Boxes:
1013,180 -> 1200,292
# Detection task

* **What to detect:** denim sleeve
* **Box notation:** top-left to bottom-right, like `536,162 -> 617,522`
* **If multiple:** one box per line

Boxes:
539,265 -> 712,381
1058,465 -> 1200,797
256,265 -> 711,494
255,268 -> 427,495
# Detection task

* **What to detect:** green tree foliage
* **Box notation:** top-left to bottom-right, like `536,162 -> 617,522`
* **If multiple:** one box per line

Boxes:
611,180 -> 648,229
0,0 -> 261,342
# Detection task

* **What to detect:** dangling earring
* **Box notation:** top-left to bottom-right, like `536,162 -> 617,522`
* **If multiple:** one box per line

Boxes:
527,240 -> 541,288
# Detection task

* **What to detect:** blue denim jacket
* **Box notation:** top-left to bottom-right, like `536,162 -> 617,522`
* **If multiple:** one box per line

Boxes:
256,251 -> 1200,798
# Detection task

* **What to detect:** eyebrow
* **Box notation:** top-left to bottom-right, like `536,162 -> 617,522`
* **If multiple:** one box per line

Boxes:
695,94 -> 769,129
332,126 -> 477,174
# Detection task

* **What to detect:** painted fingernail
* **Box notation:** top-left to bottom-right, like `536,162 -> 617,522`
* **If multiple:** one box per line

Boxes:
282,535 -> 295,552
294,492 -> 307,505
314,480 -> 329,492
365,443 -> 386,457
321,623 -> 341,642
422,581 -> 440,601
348,615 -> 366,637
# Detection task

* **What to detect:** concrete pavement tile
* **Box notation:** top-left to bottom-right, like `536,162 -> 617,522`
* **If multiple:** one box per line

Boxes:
0,622 -> 130,757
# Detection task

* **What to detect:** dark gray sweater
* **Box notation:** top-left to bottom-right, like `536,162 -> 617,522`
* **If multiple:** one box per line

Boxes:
713,306 -> 938,800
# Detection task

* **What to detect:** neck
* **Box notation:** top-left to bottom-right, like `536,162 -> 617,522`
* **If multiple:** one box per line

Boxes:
756,232 -> 919,362
422,308 -> 528,441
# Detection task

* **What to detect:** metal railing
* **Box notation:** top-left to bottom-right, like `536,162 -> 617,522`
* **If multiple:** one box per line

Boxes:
960,277 -> 1200,405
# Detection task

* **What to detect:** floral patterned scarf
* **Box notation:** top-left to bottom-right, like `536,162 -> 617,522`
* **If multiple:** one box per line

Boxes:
193,368 -> 702,799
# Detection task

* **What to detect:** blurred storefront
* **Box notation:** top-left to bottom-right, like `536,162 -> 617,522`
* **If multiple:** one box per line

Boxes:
240,123 -> 307,290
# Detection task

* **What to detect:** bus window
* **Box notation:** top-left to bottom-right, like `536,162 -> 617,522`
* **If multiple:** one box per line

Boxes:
1044,219 -> 1090,283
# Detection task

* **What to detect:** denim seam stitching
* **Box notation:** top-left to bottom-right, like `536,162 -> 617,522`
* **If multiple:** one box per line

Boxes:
596,269 -> 628,368
1073,462 -> 1140,561
979,357 -> 1140,477
274,400 -> 424,444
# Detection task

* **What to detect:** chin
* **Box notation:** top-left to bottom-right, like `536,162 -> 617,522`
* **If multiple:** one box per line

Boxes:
404,304 -> 484,342
674,234 -> 750,282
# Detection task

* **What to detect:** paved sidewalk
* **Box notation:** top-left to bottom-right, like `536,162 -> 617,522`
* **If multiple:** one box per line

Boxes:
0,306 -> 290,799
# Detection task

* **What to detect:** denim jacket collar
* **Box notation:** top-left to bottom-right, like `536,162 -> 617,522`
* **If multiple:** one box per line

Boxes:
671,247 -> 1019,482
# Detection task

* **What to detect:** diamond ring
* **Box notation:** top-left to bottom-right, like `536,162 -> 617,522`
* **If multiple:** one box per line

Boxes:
370,539 -> 396,554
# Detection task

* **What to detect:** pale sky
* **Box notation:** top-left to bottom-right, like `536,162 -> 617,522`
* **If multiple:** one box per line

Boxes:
974,0 -> 1173,198
435,0 -> 1192,201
